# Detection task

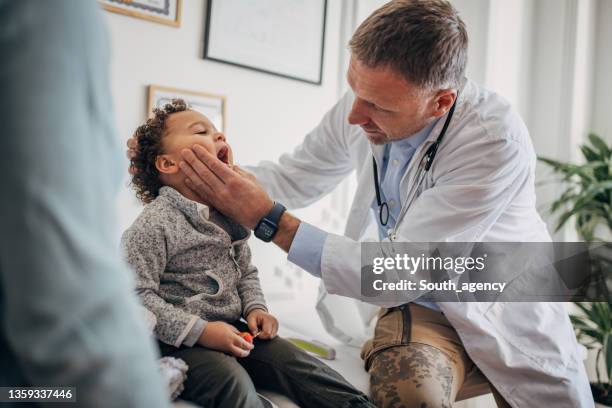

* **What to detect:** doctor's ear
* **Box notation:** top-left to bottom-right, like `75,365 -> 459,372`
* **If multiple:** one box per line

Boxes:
432,89 -> 457,118
155,155 -> 179,174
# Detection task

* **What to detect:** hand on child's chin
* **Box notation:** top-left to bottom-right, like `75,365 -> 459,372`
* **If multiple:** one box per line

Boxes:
232,165 -> 259,184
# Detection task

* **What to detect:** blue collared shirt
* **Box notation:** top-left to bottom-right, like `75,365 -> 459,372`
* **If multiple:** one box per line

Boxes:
288,119 -> 440,313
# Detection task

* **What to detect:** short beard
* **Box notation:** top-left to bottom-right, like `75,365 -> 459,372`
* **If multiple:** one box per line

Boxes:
367,133 -> 391,145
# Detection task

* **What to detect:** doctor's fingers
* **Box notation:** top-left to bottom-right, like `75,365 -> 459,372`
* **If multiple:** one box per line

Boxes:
180,148 -> 225,191
181,162 -> 216,203
233,165 -> 258,184
127,137 -> 137,149
191,144 -> 237,183
126,137 -> 138,159
184,177 -> 216,205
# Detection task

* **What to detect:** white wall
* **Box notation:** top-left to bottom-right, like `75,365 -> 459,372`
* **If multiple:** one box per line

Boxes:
592,0 -> 612,138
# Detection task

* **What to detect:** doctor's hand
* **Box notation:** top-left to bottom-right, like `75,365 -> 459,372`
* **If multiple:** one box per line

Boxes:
126,136 -> 138,175
179,144 -> 274,230
246,309 -> 279,340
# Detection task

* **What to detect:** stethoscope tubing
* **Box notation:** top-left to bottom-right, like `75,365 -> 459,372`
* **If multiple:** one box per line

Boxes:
373,97 -> 458,237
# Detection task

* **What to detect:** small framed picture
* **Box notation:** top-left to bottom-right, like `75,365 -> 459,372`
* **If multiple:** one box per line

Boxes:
147,85 -> 226,132
204,0 -> 327,85
100,0 -> 182,27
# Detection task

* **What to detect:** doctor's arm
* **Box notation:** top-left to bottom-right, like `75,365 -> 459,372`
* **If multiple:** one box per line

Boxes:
179,131 -> 533,305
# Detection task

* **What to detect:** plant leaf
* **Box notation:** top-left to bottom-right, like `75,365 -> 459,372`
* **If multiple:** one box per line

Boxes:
575,303 -> 604,328
582,144 -> 601,162
588,133 -> 611,158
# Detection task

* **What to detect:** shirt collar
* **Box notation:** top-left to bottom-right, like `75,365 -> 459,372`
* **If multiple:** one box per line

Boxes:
393,118 -> 440,153
159,186 -> 210,221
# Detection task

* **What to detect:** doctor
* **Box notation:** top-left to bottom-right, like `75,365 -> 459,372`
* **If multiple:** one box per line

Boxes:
133,1 -> 592,406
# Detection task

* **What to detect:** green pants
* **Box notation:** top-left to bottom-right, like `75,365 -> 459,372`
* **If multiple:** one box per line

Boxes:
158,321 -> 374,408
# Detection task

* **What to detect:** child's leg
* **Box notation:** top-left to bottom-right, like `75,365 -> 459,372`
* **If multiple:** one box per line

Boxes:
158,341 -> 264,408
233,323 -> 375,408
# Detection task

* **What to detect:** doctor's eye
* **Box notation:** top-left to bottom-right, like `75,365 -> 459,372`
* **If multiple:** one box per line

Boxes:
373,105 -> 391,113
367,101 -> 390,113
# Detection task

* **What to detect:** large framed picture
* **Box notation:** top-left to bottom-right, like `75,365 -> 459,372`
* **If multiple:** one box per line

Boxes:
100,0 -> 182,27
204,0 -> 327,85
147,85 -> 226,132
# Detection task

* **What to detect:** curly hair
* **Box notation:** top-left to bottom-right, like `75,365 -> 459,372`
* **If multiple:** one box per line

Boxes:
130,99 -> 188,204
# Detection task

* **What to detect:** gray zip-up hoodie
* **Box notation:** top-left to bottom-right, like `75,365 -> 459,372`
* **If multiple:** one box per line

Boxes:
121,186 -> 267,348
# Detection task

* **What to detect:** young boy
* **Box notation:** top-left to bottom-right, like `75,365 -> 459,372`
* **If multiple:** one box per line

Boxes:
122,99 -> 373,408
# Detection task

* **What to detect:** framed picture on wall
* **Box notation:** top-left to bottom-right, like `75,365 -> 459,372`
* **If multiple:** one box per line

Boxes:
147,85 -> 226,132
204,0 -> 327,85
100,0 -> 182,27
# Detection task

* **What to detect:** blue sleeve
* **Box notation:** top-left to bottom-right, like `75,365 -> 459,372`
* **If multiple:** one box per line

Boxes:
287,222 -> 328,278
0,1 -> 170,406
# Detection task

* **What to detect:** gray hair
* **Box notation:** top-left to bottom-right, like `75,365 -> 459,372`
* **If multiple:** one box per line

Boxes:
349,0 -> 468,90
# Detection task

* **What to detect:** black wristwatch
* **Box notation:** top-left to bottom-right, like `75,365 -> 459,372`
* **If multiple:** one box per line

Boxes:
254,202 -> 286,242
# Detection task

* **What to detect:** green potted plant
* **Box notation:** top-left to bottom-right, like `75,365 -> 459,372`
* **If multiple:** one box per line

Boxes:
539,133 -> 612,407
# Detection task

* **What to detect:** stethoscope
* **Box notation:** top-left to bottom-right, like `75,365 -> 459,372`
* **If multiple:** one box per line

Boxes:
373,97 -> 458,232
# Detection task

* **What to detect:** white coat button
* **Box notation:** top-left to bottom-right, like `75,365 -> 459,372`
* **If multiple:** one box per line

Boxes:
389,199 -> 397,208
392,159 -> 399,166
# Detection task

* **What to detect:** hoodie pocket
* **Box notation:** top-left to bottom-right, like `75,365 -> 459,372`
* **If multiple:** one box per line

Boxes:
184,271 -> 224,303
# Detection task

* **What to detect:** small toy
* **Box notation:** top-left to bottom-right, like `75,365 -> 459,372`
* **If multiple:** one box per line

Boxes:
240,331 -> 260,343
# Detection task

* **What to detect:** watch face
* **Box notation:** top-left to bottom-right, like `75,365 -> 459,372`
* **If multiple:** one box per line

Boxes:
256,219 -> 276,241
259,223 -> 275,237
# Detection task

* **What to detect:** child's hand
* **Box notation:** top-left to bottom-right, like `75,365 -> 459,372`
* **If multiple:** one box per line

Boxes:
246,309 -> 279,340
198,321 -> 254,357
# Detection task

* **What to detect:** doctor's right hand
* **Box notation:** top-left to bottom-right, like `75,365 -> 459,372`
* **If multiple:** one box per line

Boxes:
197,321 -> 254,357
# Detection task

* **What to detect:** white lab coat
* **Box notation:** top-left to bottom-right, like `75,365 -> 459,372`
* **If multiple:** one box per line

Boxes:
250,79 -> 593,407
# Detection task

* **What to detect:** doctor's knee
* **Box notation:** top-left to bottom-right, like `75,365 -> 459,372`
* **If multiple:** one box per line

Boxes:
368,344 -> 456,408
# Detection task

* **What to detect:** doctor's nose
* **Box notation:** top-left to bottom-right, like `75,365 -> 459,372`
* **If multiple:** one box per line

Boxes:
348,99 -> 370,126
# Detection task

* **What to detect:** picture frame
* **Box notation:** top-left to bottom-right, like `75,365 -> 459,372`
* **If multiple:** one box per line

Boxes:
147,85 -> 226,132
100,0 -> 182,27
203,0 -> 327,85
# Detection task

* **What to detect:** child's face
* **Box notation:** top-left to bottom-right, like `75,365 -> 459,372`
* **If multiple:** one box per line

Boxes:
160,109 -> 233,166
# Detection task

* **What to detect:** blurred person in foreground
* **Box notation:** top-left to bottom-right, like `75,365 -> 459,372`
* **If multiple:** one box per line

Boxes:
0,1 -> 171,406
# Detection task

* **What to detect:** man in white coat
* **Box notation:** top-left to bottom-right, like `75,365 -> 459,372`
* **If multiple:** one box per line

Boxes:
149,1 -> 592,406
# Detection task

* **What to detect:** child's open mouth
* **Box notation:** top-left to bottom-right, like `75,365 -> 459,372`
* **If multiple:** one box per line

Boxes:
217,145 -> 230,165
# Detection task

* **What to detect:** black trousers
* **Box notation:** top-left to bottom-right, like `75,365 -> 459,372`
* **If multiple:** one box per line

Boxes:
158,321 -> 375,408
